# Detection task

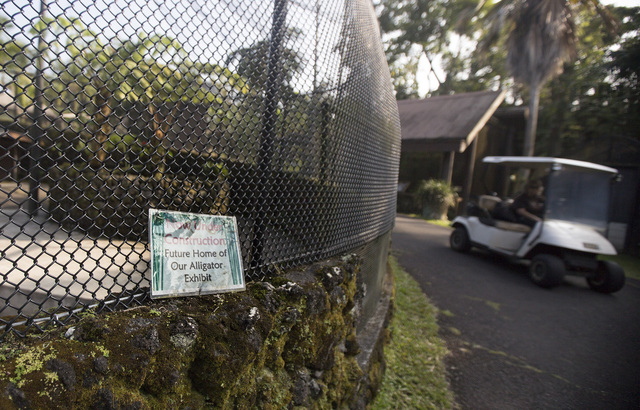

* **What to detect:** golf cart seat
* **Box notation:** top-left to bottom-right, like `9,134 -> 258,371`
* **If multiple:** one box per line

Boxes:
478,195 -> 501,211
478,195 -> 531,233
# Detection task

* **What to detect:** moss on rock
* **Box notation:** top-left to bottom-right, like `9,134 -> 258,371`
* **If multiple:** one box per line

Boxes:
0,254 -> 384,409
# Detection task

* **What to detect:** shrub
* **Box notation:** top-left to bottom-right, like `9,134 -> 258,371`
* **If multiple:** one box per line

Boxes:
414,179 -> 457,220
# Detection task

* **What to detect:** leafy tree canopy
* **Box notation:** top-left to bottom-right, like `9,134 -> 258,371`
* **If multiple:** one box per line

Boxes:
377,0 -> 639,156
375,0 -> 480,97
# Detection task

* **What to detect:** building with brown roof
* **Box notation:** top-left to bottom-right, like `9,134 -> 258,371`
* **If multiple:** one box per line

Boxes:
397,90 -> 526,208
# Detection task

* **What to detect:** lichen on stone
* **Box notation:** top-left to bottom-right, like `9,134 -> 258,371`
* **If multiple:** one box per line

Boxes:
0,254 -> 386,409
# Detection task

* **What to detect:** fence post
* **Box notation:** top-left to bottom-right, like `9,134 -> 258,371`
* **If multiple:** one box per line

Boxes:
26,0 -> 48,215
251,0 -> 288,269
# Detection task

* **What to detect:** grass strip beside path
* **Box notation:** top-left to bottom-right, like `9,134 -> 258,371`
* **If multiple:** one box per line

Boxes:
371,256 -> 456,409
600,253 -> 640,281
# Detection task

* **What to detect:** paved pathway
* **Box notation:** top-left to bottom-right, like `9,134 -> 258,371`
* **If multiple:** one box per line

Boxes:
0,182 -> 147,317
392,215 -> 640,409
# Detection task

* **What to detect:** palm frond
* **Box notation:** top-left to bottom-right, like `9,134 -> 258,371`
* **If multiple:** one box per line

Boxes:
506,0 -> 577,85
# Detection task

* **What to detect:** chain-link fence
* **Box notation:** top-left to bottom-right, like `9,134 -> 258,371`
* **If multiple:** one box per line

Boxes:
0,0 -> 400,338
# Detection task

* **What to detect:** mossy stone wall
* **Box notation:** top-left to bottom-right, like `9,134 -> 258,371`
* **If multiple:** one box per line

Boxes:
0,254 -> 388,409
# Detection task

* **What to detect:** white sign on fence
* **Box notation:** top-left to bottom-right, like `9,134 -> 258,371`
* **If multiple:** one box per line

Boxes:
149,209 -> 245,299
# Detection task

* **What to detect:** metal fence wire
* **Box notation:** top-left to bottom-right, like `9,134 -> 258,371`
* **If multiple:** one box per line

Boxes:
0,0 -> 400,338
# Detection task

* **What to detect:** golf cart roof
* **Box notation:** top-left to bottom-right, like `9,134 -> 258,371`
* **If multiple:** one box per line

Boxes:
482,156 -> 618,174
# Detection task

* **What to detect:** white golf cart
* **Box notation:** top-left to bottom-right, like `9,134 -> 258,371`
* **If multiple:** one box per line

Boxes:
450,156 -> 625,293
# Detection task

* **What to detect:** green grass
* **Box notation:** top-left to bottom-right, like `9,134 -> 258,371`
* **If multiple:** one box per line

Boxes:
600,254 -> 640,281
371,256 -> 456,410
405,214 -> 452,228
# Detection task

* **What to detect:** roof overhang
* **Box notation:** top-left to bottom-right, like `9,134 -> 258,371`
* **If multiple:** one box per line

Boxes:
482,156 -> 619,174
400,137 -> 470,153
398,90 -> 507,154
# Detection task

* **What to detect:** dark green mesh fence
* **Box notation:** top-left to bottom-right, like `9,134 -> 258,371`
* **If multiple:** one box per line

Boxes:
0,0 -> 400,338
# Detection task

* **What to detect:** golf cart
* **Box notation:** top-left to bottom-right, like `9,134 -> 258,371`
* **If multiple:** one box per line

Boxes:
450,156 -> 625,293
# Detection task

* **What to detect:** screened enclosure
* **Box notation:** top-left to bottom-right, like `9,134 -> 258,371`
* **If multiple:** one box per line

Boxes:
0,0 -> 400,338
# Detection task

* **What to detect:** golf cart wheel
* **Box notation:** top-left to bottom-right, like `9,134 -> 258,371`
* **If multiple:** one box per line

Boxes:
587,260 -> 626,294
529,254 -> 565,288
450,227 -> 471,252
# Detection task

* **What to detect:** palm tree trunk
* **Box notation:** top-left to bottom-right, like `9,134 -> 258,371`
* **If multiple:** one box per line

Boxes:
548,86 -> 566,157
523,79 -> 540,157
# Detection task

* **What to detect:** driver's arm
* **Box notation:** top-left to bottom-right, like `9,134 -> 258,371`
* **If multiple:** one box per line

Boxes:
515,207 -> 542,223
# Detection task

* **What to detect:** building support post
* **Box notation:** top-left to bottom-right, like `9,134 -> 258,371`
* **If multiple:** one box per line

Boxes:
461,137 -> 478,211
441,151 -> 455,185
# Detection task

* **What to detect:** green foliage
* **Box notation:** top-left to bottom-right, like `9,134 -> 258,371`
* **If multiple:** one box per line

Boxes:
380,0 -> 639,156
0,5 -> 331,180
0,9 -> 250,161
9,346 -> 58,388
0,257 -> 368,409
414,179 -> 457,207
376,0 -> 479,96
536,6 -> 640,156
225,28 -> 303,95
411,179 -> 457,220
0,343 -> 19,363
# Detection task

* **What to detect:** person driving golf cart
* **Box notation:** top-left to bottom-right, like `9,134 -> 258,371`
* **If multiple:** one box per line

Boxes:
450,156 -> 625,293
509,179 -> 545,227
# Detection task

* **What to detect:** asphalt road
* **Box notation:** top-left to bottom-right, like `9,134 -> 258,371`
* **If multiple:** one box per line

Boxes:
391,215 -> 640,410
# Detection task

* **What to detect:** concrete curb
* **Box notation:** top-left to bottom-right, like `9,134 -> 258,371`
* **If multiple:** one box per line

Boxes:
355,260 -> 394,406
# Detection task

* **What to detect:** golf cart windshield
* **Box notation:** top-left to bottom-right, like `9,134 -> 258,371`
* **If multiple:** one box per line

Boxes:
545,169 -> 612,232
